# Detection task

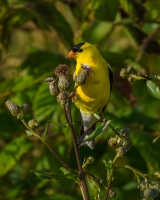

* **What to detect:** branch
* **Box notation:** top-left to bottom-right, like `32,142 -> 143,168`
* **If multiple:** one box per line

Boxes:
21,119 -> 74,172
64,102 -> 90,200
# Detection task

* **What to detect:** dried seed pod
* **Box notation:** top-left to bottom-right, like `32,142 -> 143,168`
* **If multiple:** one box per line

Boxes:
57,91 -> 69,106
45,77 -> 59,95
58,75 -> 71,91
75,70 -> 89,86
49,81 -> 59,95
6,100 -> 21,116
54,64 -> 70,77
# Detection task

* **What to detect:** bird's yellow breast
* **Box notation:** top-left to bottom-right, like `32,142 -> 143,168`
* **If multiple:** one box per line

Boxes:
74,54 -> 110,114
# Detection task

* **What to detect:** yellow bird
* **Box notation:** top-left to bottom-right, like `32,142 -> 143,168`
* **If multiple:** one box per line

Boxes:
66,42 -> 113,149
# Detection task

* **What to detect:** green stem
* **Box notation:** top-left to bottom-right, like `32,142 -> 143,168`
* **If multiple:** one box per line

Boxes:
104,169 -> 115,200
21,119 -> 74,172
112,153 -> 119,164
64,102 -> 90,200
113,164 -> 147,181
108,124 -> 121,137
153,134 -> 160,143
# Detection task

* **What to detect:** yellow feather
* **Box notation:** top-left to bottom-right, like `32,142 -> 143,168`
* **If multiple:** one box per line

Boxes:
74,43 -> 111,113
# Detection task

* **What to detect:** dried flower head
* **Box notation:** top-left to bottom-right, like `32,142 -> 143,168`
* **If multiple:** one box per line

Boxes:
45,77 -> 59,95
57,91 -> 69,106
58,76 -> 71,91
55,64 -> 70,77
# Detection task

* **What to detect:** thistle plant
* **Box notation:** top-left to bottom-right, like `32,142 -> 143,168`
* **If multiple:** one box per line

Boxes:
6,64 -> 160,200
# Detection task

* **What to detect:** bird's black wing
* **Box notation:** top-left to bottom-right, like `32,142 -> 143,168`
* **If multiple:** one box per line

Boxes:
102,65 -> 113,112
108,66 -> 113,92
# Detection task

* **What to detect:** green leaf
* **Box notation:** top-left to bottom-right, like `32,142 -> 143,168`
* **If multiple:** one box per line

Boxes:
83,21 -> 112,43
146,80 -> 160,99
95,0 -> 119,21
103,159 -> 113,170
120,0 -> 145,23
33,1 -> 73,47
31,194 -> 75,200
60,167 -> 79,183
32,170 -> 66,179
43,122 -> 49,141
130,131 -> 160,173
32,83 -> 57,122
124,23 -> 160,54
83,120 -> 111,143
144,0 -> 160,23
50,121 -> 73,127
32,169 -> 79,182
0,137 -> 32,177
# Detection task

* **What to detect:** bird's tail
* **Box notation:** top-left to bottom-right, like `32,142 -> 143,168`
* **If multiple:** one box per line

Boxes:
80,111 -> 96,149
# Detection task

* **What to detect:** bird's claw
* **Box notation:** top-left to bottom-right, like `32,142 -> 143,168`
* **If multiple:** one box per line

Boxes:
69,90 -> 78,103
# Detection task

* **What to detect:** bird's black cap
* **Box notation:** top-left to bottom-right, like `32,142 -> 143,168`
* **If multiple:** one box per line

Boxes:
72,42 -> 85,53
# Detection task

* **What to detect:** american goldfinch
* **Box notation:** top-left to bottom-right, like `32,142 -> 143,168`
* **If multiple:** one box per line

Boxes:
66,42 -> 113,149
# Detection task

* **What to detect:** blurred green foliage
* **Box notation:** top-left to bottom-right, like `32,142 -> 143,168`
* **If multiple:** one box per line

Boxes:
0,0 -> 160,199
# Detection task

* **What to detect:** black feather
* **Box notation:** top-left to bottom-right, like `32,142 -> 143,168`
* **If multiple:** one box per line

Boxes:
102,66 -> 113,112
72,42 -> 85,53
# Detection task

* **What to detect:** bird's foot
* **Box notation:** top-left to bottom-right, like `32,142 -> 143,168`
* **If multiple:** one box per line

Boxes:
102,118 -> 107,125
69,90 -> 78,103
100,111 -> 107,125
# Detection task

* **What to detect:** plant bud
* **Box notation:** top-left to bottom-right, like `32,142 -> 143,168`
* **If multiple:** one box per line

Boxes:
120,127 -> 130,138
116,146 -> 126,157
120,68 -> 127,78
21,104 -> 30,114
28,119 -> 39,129
75,70 -> 89,86
140,180 -> 160,199
58,75 -> 71,91
57,91 -> 69,106
154,172 -> 160,179
109,188 -> 116,198
127,66 -> 136,74
128,76 -> 136,82
119,138 -> 131,152
5,100 -> 21,116
17,113 -> 23,120
86,156 -> 95,164
108,136 -> 118,146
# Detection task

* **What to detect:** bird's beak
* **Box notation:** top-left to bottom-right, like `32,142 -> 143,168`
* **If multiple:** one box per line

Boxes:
66,50 -> 76,58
